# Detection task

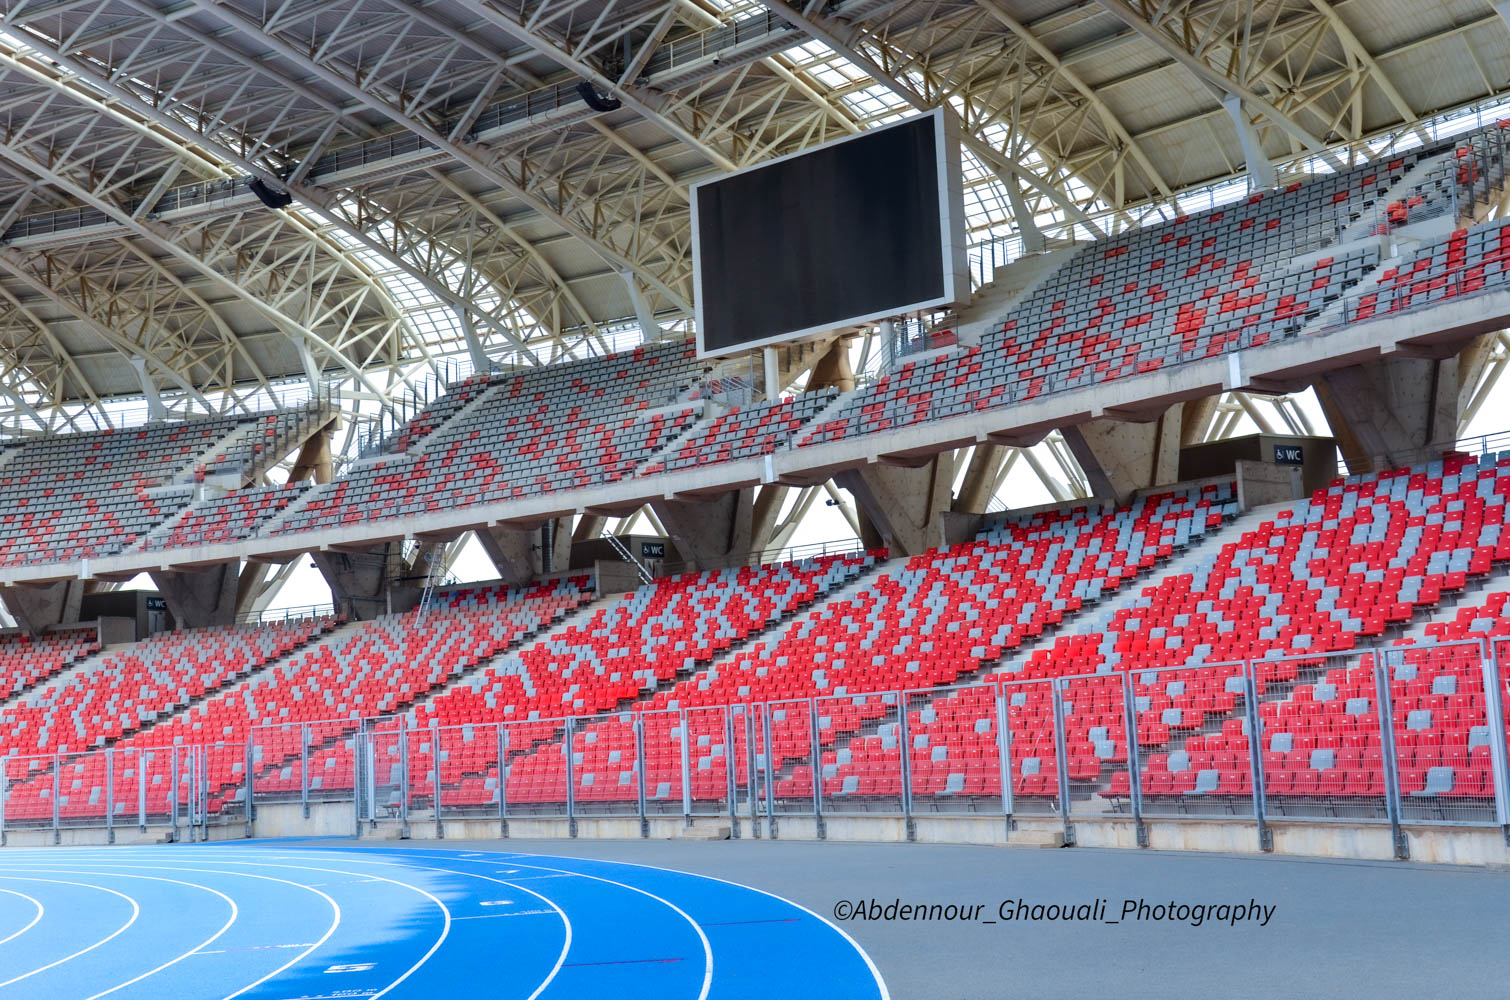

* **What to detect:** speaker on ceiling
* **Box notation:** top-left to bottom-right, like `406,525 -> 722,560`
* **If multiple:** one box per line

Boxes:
248,177 -> 294,210
576,81 -> 622,113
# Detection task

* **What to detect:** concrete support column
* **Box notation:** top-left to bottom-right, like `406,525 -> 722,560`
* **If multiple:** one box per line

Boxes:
749,484 -> 789,556
128,356 -> 167,421
1315,356 -> 1459,473
1222,94 -> 1278,191
651,490 -> 755,571
1060,403 -> 1185,503
313,543 -> 417,621
287,426 -> 334,485
1004,176 -> 1046,254
149,563 -> 240,629
835,453 -> 956,557
0,580 -> 86,636
477,518 -> 572,587
807,338 -> 855,392
953,444 -> 1006,515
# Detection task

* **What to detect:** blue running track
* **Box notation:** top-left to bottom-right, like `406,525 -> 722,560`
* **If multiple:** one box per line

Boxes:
0,844 -> 888,999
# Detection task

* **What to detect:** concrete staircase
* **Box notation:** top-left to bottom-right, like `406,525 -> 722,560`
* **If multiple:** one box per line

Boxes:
406,381 -> 509,457
949,244 -> 1084,344
689,554 -> 897,683
1338,150 -> 1461,245
992,517 -> 1240,677
0,642 -> 119,712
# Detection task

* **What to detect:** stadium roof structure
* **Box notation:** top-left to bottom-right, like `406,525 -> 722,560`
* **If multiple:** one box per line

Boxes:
0,0 -> 1505,432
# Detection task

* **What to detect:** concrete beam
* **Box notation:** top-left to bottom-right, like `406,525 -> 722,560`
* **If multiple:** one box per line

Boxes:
1457,332 -> 1500,417
313,543 -> 417,621
0,580 -> 85,635
836,454 -> 955,557
234,561 -> 271,619
1180,394 -> 1221,447
572,515 -> 606,543
749,485 -> 788,555
1060,404 -> 1185,502
1315,356 -> 1458,472
953,445 -> 1006,514
477,518 -> 572,586
652,490 -> 755,570
149,563 -> 240,629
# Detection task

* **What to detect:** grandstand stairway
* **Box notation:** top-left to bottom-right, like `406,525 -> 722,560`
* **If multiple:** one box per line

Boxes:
403,381 -> 510,456
0,635 -> 107,712
994,501 -> 1255,677
950,244 -> 1083,342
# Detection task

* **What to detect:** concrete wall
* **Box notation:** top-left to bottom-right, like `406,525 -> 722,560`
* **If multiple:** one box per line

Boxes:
7,805 -> 1507,867
1235,459 -> 1304,509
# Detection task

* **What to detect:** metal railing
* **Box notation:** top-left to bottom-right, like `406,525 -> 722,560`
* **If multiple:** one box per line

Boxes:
4,638 -> 1502,857
1328,258 -> 1508,335
653,536 -> 875,578
235,603 -> 337,626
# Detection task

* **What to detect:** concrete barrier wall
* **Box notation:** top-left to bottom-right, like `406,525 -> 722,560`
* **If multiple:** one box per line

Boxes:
6,803 -> 1507,867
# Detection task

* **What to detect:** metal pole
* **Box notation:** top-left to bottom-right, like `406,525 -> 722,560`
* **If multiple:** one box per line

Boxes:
364,735 -> 377,827
1050,679 -> 1075,846
244,740 -> 254,839
301,724 -> 310,820
634,716 -> 648,838
996,688 -> 1014,839
1,759 -> 8,846
897,692 -> 915,842
723,709 -> 738,839
1243,661 -> 1273,852
678,709 -> 692,826
1120,672 -> 1147,848
564,719 -> 577,838
52,753 -> 59,845
138,751 -> 146,832
103,750 -> 114,843
762,703 -> 778,839
809,699 -> 825,840
169,747 -> 177,841
498,724 -> 509,839
743,709 -> 759,839
432,723 -> 443,840
398,723 -> 411,839
1478,645 -> 1510,843
1374,655 -> 1409,860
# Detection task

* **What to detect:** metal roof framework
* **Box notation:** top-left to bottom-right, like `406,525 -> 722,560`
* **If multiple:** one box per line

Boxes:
0,0 -> 1503,505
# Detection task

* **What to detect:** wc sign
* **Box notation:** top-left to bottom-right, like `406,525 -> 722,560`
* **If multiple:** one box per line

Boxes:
1273,444 -> 1304,465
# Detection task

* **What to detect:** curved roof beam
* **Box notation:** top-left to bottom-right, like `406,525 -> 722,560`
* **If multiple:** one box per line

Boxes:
0,55 -> 392,399
178,0 -> 695,316
752,0 -> 1107,238
0,24 -> 550,364
974,0 -> 1175,202
1091,0 -> 1331,154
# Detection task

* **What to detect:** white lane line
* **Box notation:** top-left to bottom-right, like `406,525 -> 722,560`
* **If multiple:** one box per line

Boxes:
0,890 -> 43,948
77,873 -> 239,1000
265,852 -> 708,1000
0,877 -> 140,990
233,857 -> 573,1000
511,853 -> 891,1000
123,859 -> 450,1000
379,849 -> 888,1000
0,862 -> 343,1000
468,860 -> 712,1000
